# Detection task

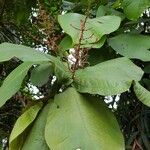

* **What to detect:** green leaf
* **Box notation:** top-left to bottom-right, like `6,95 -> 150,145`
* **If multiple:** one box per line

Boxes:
81,35 -> 106,49
9,127 -> 31,150
73,57 -> 143,96
49,56 -> 72,82
134,81 -> 150,107
58,34 -> 106,50
0,43 -> 50,62
87,46 -> 114,66
87,16 -> 121,38
9,102 -> 43,150
108,34 -> 150,61
58,13 -> 121,47
96,5 -> 125,20
31,63 -> 53,87
122,0 -> 150,20
58,35 -> 73,52
142,79 -> 150,91
144,64 -> 150,73
45,87 -> 124,150
96,5 -> 106,17
0,43 -> 72,82
0,62 -> 33,107
22,103 -> 51,150
58,13 -> 97,45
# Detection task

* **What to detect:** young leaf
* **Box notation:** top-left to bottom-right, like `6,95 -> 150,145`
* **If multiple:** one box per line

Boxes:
30,63 -> 53,87
22,103 -> 51,150
108,34 -> 150,61
45,87 -> 124,150
0,62 -> 33,107
0,43 -> 50,62
134,81 -> 150,107
9,102 -> 43,150
73,57 -> 143,96
122,0 -> 150,20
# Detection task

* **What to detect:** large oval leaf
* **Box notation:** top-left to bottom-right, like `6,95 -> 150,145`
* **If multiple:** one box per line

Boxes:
73,57 -> 143,96
134,81 -> 150,107
122,0 -> 150,20
0,62 -> 33,107
22,103 -> 51,150
45,87 -> 124,150
108,34 -> 150,61
58,13 -> 121,47
9,102 -> 43,150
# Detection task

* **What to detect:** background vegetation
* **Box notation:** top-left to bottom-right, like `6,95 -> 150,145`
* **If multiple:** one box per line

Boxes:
0,0 -> 150,149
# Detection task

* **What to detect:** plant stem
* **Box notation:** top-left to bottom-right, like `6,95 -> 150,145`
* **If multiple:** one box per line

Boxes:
72,15 -> 88,78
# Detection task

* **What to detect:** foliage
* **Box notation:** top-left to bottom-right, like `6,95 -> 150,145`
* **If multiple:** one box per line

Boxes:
45,88 -> 124,150
0,0 -> 150,149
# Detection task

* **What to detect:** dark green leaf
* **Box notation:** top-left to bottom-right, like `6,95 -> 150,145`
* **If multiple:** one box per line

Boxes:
31,63 -> 53,87
144,64 -> 150,73
87,46 -> 114,66
143,79 -> 150,91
